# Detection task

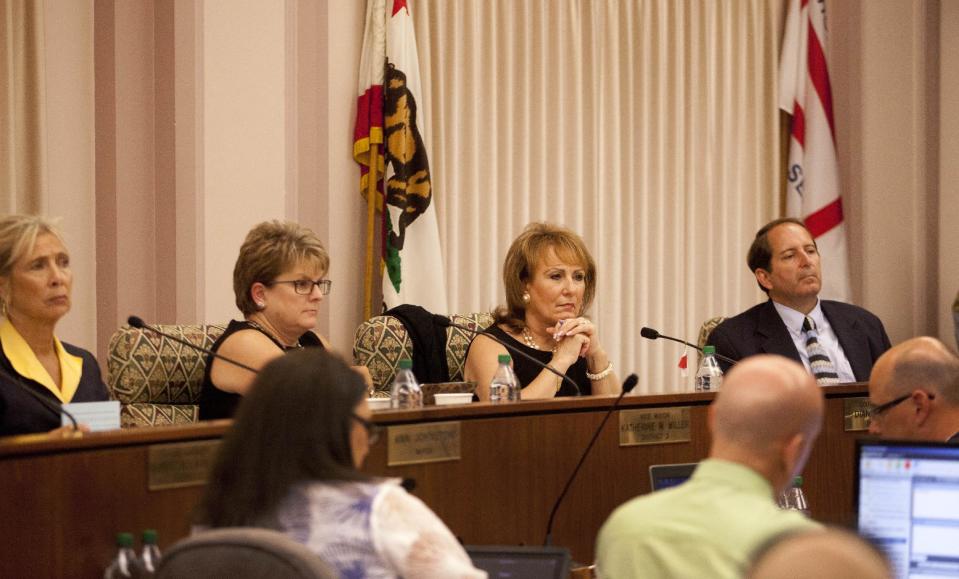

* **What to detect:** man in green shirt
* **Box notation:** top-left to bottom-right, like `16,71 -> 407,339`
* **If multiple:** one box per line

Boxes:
595,355 -> 823,579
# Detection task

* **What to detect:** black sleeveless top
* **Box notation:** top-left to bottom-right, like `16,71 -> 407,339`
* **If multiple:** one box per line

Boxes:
198,319 -> 323,420
473,325 -> 590,397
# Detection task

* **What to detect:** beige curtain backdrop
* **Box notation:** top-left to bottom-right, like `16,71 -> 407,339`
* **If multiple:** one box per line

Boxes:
0,0 -> 45,213
412,0 -> 784,394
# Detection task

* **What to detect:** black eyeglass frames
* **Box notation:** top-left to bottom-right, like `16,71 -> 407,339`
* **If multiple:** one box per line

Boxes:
352,413 -> 382,445
268,279 -> 332,296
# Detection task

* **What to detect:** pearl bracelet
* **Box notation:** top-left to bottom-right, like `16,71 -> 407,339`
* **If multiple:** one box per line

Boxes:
586,361 -> 613,381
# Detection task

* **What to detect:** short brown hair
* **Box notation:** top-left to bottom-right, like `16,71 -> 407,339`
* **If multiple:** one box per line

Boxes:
746,218 -> 813,294
233,221 -> 329,315
495,222 -> 597,331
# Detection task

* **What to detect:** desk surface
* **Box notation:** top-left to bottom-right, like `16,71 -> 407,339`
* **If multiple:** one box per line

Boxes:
0,384 -> 868,577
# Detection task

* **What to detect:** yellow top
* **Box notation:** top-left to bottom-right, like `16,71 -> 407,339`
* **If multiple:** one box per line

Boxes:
0,318 -> 82,403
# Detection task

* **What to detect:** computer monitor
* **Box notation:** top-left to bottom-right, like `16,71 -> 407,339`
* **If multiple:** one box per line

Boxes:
465,545 -> 571,579
856,439 -> 959,579
648,462 -> 698,491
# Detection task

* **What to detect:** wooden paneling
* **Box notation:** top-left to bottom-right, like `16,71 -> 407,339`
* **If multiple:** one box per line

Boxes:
0,386 -> 866,577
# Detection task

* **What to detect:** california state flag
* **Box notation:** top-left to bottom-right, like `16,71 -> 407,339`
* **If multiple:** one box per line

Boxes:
778,0 -> 851,302
354,0 -> 448,314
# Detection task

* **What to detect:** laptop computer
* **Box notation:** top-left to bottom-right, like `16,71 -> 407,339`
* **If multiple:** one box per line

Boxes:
855,438 -> 959,579
648,462 -> 698,491
465,545 -> 571,579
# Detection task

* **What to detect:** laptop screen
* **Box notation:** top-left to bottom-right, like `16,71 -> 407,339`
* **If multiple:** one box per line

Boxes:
648,462 -> 698,491
465,545 -> 571,579
856,439 -> 959,578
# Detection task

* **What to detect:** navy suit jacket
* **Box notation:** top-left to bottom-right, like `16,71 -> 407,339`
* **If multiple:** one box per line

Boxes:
706,299 -> 891,381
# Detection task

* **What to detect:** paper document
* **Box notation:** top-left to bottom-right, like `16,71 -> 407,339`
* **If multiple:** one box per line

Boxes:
61,400 -> 121,432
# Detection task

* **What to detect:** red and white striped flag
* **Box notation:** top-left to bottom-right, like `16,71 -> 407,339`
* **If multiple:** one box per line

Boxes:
779,0 -> 851,302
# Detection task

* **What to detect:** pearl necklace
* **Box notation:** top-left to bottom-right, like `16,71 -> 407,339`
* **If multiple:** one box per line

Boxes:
521,327 -> 557,353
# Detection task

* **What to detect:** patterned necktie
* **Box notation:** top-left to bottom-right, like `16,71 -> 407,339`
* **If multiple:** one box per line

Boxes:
802,316 -> 840,385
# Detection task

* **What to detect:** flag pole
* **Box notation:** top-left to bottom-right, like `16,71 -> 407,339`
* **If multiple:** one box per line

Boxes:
363,143 -> 379,321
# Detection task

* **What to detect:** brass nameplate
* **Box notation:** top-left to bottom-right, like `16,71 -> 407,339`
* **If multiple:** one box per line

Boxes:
147,440 -> 220,491
619,406 -> 691,446
844,397 -> 872,432
387,421 -> 461,466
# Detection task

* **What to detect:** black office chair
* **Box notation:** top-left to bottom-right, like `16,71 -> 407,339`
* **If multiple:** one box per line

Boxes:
157,528 -> 337,579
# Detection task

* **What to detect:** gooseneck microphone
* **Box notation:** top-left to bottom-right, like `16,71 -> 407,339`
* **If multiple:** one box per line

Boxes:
127,316 -> 258,375
544,373 -> 638,546
437,319 -> 581,396
0,364 -> 80,431
640,326 -> 739,367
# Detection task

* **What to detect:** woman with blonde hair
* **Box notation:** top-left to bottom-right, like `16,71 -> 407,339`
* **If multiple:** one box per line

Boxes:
0,215 -> 107,436
464,222 -> 618,400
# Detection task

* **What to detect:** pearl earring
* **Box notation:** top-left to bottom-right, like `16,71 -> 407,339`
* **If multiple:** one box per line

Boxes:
522,292 -> 531,304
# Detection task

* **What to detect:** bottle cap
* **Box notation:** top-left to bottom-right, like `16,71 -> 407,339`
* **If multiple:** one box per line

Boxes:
142,529 -> 158,544
703,345 -> 716,355
793,475 -> 803,487
398,359 -> 412,369
497,354 -> 511,364
117,532 -> 134,547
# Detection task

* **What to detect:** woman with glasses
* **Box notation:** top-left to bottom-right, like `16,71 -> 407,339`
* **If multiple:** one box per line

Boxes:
199,220 -> 369,420
198,349 -> 484,577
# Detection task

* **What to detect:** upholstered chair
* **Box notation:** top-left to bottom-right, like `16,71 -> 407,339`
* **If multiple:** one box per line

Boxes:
353,312 -> 494,394
107,323 -> 226,426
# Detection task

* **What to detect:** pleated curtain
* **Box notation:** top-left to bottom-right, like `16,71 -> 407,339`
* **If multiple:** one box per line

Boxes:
411,0 -> 784,394
0,0 -> 46,213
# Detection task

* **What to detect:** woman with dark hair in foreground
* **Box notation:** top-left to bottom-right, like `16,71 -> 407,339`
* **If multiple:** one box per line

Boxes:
197,348 -> 484,578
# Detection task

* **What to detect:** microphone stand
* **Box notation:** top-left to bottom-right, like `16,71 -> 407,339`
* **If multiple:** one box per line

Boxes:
544,373 -> 639,546
639,327 -> 738,367
127,316 -> 258,374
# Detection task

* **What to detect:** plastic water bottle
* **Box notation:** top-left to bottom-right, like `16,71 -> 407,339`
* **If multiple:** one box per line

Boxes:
390,359 -> 423,409
138,529 -> 161,576
490,354 -> 521,403
104,532 -> 138,579
695,346 -> 724,392
778,475 -> 811,517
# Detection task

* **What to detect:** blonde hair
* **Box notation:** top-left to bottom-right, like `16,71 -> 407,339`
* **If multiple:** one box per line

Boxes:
233,220 -> 330,315
0,215 -> 66,316
495,222 -> 597,331
0,215 -> 64,277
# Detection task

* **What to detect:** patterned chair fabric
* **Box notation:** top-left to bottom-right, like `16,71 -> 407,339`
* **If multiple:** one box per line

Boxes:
107,323 -> 226,427
354,312 -> 495,394
697,316 -> 727,364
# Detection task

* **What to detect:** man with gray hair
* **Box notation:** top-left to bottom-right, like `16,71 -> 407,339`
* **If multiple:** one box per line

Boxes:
867,336 -> 959,443
595,355 -> 823,578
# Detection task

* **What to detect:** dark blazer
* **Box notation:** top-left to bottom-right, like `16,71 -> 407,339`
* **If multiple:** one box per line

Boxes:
706,299 -> 891,381
0,341 -> 109,436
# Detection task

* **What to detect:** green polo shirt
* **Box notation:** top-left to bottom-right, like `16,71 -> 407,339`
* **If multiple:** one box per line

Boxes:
596,459 -> 820,579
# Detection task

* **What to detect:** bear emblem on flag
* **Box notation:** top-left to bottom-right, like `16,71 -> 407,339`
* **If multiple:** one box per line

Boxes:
384,63 -> 432,274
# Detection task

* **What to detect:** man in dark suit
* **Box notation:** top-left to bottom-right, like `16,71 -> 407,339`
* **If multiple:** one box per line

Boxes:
707,218 -> 890,383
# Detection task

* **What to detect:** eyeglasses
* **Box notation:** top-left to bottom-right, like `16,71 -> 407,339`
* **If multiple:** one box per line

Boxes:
868,390 -> 936,420
352,413 -> 382,445
867,393 -> 911,419
269,279 -> 332,296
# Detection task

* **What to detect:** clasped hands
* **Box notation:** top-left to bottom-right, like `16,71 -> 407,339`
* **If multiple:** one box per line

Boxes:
547,317 -> 603,365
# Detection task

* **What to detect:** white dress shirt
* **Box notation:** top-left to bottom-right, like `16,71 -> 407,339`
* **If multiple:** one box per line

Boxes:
773,300 -> 857,383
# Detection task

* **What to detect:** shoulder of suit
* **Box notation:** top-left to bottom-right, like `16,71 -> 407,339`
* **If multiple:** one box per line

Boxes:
715,301 -> 770,328
60,341 -> 96,361
821,300 -> 888,332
